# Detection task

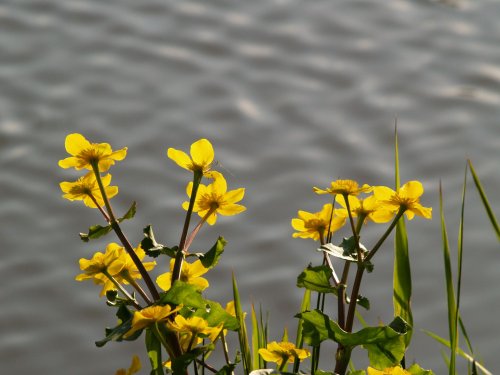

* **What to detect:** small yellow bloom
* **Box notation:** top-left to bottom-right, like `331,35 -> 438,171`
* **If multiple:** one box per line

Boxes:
183,173 -> 246,225
367,365 -> 411,375
125,305 -> 178,338
60,172 -> 118,208
156,259 -> 209,292
291,203 -> 346,241
258,341 -> 310,366
373,181 -> 432,220
75,243 -> 123,296
167,138 -> 215,175
167,315 -> 222,349
115,355 -> 141,375
113,244 -> 156,284
313,179 -> 371,196
335,194 -> 394,224
59,133 -> 127,172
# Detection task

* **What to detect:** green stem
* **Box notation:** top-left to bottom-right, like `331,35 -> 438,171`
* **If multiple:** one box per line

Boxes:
102,270 -> 141,309
172,171 -> 203,283
345,208 -> 406,332
91,162 -> 159,302
124,274 -> 153,306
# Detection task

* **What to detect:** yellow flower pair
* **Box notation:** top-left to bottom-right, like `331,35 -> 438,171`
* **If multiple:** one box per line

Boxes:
59,135 -> 247,224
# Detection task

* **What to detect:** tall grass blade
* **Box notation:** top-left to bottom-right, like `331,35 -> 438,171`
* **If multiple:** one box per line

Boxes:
468,160 -> 500,241
232,273 -> 252,375
293,289 -> 311,374
439,184 -> 457,375
251,303 -> 260,370
423,330 -> 492,375
392,126 -> 413,347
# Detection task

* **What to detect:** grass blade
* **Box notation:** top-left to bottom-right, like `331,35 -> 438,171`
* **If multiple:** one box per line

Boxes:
440,184 -> 457,375
232,273 -> 252,375
251,303 -> 260,370
468,160 -> 500,241
423,330 -> 492,375
293,289 -> 311,373
393,125 -> 413,347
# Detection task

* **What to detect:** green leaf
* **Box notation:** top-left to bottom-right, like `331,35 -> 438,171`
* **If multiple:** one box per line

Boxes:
95,305 -> 140,347
141,225 -> 177,258
198,236 -> 227,269
297,310 -> 408,368
297,265 -> 336,293
80,223 -> 113,242
118,201 -> 137,222
161,281 -> 238,330
146,328 -> 164,375
468,160 -> 500,241
216,363 -> 238,375
407,363 -> 435,375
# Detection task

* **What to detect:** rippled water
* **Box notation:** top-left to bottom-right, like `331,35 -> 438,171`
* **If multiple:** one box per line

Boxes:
1,0 -> 500,373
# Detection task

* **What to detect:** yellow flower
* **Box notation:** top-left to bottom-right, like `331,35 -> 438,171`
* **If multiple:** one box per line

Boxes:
258,341 -> 310,366
373,181 -> 432,220
59,172 -> 118,208
335,194 -> 394,224
75,243 -> 123,296
115,355 -> 141,375
113,244 -> 156,284
125,305 -> 178,338
313,179 -> 371,196
59,133 -> 127,172
291,203 -> 346,241
367,365 -> 411,375
167,315 -> 223,350
156,259 -> 209,291
167,138 -> 215,175
183,173 -> 246,225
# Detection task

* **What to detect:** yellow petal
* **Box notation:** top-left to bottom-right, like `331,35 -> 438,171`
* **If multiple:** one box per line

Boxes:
217,204 -> 246,216
291,218 -> 306,231
223,188 -> 245,204
58,156 -> 79,169
167,148 -> 193,170
189,260 -> 209,277
110,147 -> 127,161
189,277 -> 209,291
400,181 -> 423,199
190,139 -> 214,167
65,133 -> 90,155
156,272 -> 172,291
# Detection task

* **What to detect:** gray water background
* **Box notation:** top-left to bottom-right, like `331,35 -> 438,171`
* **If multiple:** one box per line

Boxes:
1,0 -> 500,373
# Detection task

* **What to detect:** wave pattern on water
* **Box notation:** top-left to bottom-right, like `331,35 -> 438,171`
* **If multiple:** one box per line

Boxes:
1,0 -> 500,373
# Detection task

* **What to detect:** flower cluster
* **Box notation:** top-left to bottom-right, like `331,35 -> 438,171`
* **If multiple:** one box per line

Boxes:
292,179 -> 432,243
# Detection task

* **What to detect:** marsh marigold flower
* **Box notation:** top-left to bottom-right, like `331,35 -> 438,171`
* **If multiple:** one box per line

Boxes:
125,305 -> 178,337
113,244 -> 156,284
156,259 -> 209,291
313,179 -> 371,196
167,315 -> 223,350
183,173 -> 245,225
367,366 -> 411,375
258,341 -> 310,366
373,181 -> 432,220
115,355 -> 141,375
75,243 -> 123,296
59,133 -> 127,172
335,194 -> 394,224
60,172 -> 118,208
167,138 -> 215,175
291,203 -> 346,241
